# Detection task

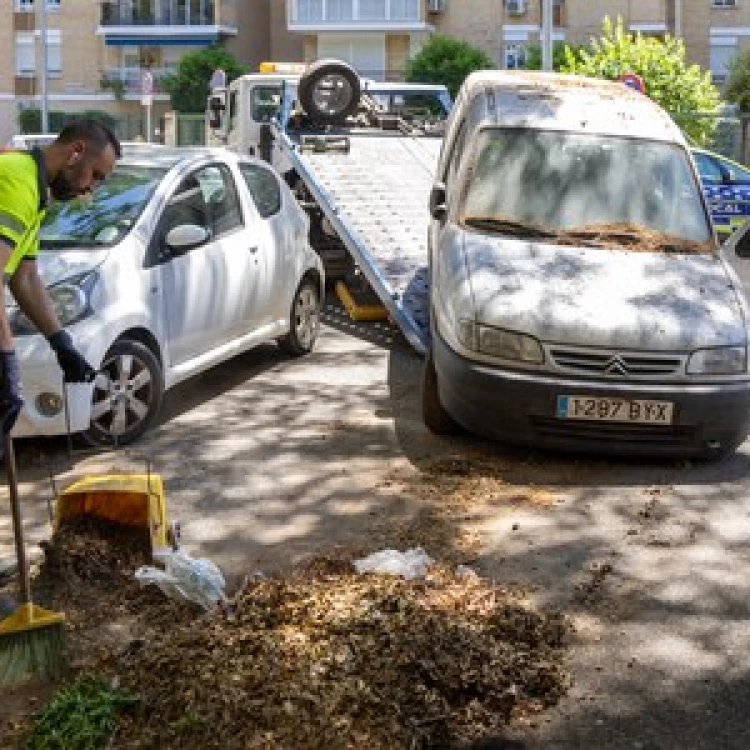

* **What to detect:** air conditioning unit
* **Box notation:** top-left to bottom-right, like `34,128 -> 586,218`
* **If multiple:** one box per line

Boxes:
506,0 -> 527,15
427,0 -> 446,13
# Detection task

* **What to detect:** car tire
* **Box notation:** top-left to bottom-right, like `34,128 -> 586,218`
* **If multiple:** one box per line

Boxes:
298,59 -> 361,126
278,278 -> 322,356
82,339 -> 164,447
422,349 -> 461,435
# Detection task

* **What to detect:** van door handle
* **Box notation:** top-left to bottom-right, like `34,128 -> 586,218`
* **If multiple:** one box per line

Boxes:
248,245 -> 258,254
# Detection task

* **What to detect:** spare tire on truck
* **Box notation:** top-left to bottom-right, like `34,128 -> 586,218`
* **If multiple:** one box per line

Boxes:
298,59 -> 361,126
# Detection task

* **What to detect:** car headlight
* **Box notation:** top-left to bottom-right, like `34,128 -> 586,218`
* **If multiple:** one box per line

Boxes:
457,320 -> 544,364
9,272 -> 96,336
687,346 -> 747,375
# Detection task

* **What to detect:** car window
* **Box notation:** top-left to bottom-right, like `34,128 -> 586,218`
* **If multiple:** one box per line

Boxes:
722,157 -> 750,184
693,152 -> 724,184
239,164 -> 281,218
197,164 -> 243,236
40,164 -> 166,248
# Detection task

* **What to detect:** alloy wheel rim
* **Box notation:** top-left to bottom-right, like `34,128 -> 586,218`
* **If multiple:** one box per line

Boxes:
294,286 -> 320,349
90,351 -> 154,438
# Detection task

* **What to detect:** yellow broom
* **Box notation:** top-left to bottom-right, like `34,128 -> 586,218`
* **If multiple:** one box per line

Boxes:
0,434 -> 66,685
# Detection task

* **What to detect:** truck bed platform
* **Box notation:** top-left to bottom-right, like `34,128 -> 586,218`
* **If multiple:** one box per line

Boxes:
274,124 -> 441,355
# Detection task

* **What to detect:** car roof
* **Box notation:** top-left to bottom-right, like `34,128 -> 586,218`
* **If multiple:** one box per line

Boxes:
117,144 -> 267,172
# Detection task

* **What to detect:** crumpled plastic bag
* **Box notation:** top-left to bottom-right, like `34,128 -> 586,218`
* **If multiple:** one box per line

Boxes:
353,547 -> 434,580
135,548 -> 227,611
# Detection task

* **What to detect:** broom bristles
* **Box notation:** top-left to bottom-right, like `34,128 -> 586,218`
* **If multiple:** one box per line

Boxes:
0,604 -> 67,685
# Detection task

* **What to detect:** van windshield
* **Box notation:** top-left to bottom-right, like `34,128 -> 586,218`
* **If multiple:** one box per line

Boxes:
461,128 -> 714,251
40,164 -> 166,248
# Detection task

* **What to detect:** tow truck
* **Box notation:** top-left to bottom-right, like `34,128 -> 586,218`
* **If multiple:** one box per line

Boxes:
205,60 -> 452,355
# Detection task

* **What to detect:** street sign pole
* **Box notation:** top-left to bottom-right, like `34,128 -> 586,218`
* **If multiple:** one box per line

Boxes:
141,70 -> 154,142
541,0 -> 554,72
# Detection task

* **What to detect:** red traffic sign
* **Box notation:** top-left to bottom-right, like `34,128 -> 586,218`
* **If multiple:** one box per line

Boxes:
619,72 -> 645,94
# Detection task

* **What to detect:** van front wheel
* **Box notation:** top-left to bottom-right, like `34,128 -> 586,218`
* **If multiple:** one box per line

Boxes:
422,350 -> 461,435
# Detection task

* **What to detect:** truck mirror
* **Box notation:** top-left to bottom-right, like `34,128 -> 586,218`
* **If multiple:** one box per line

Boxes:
429,183 -> 447,221
208,90 -> 227,130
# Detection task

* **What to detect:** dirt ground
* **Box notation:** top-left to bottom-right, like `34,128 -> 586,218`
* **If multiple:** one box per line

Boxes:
3,306 -> 750,748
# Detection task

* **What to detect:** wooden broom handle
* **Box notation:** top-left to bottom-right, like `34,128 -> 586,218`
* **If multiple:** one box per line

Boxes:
4,434 -> 30,605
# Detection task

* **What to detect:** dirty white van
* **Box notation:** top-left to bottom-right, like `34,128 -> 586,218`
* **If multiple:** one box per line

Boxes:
424,70 -> 750,459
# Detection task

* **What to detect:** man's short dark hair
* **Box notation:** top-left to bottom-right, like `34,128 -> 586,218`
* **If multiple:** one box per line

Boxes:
56,119 -> 122,158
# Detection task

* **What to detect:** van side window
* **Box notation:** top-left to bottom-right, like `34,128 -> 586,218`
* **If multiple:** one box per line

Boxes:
239,164 -> 282,218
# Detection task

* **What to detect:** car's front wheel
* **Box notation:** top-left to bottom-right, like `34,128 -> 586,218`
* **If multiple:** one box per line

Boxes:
278,278 -> 321,356
83,339 -> 164,446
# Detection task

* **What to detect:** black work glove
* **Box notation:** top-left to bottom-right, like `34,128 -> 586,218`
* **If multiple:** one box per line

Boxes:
0,351 -> 24,437
47,330 -> 96,383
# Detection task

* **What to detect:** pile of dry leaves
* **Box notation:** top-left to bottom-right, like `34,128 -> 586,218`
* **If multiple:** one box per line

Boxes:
7,517 -> 570,749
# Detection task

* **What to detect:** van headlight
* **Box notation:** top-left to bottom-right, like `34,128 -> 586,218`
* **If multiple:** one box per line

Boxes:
9,272 -> 96,336
457,320 -> 544,364
687,346 -> 747,375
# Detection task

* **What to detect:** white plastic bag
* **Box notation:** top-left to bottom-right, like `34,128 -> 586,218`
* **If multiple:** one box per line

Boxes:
353,547 -> 434,580
135,548 -> 227,611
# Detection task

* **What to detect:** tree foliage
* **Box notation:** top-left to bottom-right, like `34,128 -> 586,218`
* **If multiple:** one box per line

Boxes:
406,35 -> 495,98
523,42 -> 586,71
162,45 -> 247,113
726,48 -> 750,112
559,17 -> 721,146
19,107 -> 117,134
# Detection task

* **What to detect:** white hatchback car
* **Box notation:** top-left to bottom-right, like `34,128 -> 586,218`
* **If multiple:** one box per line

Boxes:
10,147 -> 324,445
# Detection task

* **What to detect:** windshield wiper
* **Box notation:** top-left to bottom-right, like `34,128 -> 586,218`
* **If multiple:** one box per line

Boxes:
463,216 -> 556,239
40,239 -> 108,248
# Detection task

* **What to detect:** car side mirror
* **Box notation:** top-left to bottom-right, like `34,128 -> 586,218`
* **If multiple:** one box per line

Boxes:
165,224 -> 209,253
208,89 -> 227,130
429,182 -> 447,221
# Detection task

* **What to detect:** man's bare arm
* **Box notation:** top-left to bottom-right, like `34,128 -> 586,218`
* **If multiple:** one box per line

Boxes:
0,239 -> 15,350
7,258 -> 61,339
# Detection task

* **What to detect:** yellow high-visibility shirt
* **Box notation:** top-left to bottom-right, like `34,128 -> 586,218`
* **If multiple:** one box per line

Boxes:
0,148 -> 48,278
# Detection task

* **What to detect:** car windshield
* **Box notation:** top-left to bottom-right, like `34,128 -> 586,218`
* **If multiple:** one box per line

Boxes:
461,128 -> 714,252
40,164 -> 166,248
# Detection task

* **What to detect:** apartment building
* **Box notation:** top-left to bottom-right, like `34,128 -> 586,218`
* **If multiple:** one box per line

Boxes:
0,0 -> 300,144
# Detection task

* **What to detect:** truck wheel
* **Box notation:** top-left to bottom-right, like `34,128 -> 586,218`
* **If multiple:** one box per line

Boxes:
422,350 -> 461,435
298,59 -> 361,126
278,278 -> 321,356
82,339 -> 164,447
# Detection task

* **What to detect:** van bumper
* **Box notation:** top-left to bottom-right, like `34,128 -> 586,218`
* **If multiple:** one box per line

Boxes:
433,332 -> 750,458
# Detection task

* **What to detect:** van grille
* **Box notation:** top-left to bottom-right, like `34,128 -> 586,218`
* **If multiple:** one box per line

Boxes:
547,346 -> 684,380
531,417 -> 696,446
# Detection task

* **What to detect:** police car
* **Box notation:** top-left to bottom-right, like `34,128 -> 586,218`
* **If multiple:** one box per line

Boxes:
692,146 -> 750,240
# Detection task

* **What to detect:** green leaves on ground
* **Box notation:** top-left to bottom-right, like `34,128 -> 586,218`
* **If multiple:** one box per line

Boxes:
25,675 -> 138,750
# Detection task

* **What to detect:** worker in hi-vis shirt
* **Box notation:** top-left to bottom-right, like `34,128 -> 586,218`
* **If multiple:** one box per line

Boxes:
0,119 -> 121,443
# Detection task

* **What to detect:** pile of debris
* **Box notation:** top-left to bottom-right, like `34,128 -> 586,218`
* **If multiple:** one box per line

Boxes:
7,519 -> 570,749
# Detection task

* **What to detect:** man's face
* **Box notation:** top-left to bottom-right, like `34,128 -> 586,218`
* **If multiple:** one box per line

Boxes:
49,141 -> 118,201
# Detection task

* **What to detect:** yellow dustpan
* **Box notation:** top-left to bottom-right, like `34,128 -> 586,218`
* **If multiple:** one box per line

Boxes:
54,472 -> 173,554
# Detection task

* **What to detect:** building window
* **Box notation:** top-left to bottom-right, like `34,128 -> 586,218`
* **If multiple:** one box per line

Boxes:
505,43 -> 527,70
15,0 -> 62,10
712,0 -> 738,7
15,34 -> 35,75
710,42 -> 736,83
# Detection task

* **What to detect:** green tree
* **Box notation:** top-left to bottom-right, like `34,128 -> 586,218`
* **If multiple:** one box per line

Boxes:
523,42 -> 586,71
726,49 -> 750,112
406,35 -> 495,98
559,17 -> 721,146
162,45 -> 247,113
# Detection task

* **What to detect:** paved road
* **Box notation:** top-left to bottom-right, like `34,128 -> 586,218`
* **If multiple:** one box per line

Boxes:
3,306 -> 750,750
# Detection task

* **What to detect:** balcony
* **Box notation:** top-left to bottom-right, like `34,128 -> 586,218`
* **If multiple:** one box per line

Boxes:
98,1 -> 237,46
288,0 -> 431,32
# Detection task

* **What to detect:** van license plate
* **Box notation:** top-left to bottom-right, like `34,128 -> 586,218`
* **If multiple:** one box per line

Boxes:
556,396 -> 674,424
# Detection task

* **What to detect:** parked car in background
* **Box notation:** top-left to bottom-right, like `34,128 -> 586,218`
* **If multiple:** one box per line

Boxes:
692,146 -> 750,240
9,147 -> 323,445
